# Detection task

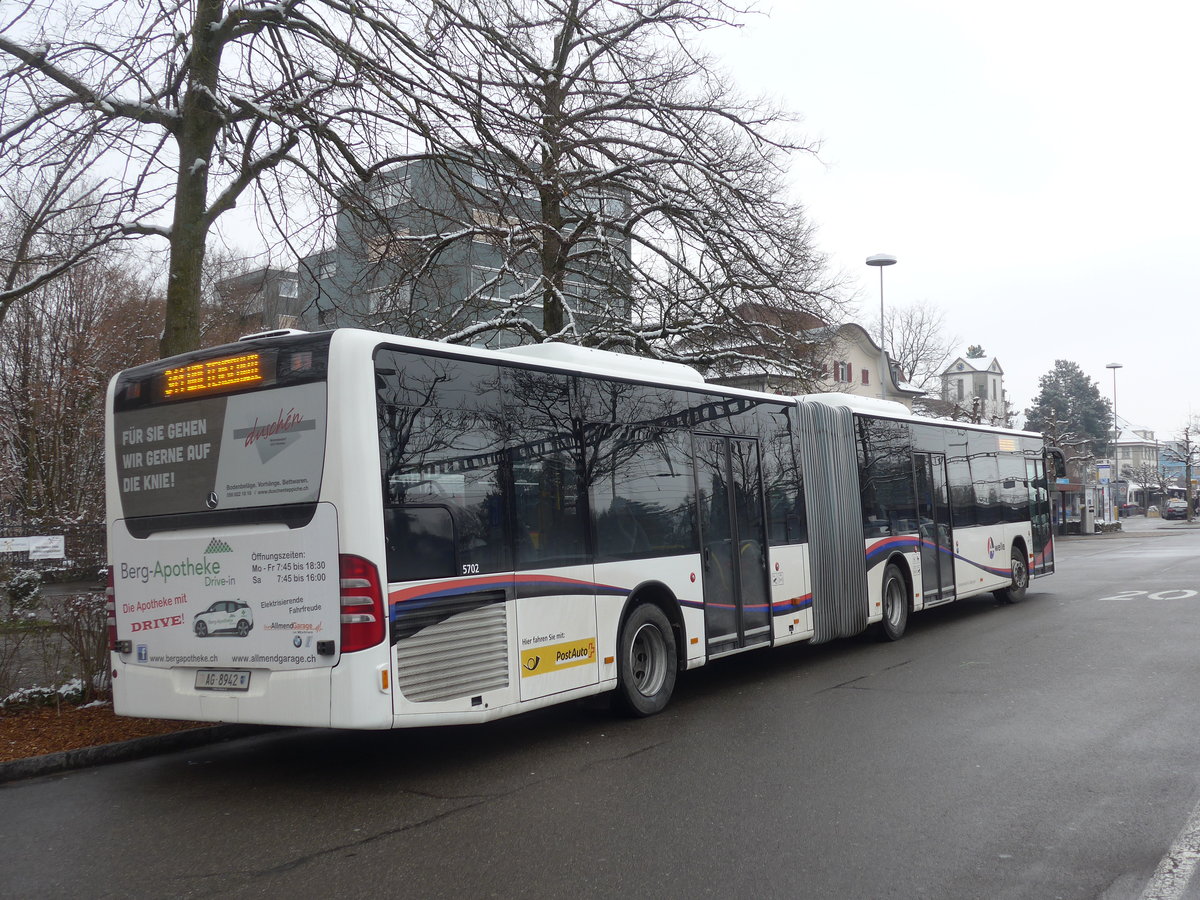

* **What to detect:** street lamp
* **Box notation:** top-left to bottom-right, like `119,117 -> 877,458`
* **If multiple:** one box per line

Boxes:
866,253 -> 897,400
1107,362 -> 1122,520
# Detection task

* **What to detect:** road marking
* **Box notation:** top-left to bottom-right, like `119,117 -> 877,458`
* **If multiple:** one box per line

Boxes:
1142,793 -> 1200,900
1096,589 -> 1199,602
1151,590 -> 1200,601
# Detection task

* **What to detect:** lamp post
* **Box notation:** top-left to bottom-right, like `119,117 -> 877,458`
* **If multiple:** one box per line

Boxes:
866,253 -> 897,400
1107,362 -> 1122,520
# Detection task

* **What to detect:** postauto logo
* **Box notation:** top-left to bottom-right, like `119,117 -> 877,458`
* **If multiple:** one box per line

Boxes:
119,556 -> 223,584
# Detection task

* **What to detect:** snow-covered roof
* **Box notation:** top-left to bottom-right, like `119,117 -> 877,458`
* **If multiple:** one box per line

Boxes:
496,342 -> 707,384
802,392 -> 1041,438
943,356 -> 1003,376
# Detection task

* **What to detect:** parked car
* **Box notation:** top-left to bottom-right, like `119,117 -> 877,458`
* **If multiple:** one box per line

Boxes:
1119,503 -> 1142,517
1163,498 -> 1190,521
194,600 -> 254,637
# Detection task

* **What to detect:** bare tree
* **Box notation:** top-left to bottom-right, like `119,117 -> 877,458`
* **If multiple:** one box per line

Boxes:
0,164 -> 131,329
1120,460 -> 1172,512
1034,416 -> 1094,487
0,249 -> 159,525
340,0 -> 846,369
3,0 -> 843,367
0,0 -> 450,356
1162,419 -> 1200,523
878,300 -> 957,393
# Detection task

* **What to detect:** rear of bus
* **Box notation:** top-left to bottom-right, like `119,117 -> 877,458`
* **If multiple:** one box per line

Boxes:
106,330 -> 392,728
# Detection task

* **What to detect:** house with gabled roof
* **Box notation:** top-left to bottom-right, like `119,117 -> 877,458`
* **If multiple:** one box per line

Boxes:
699,306 -> 924,409
809,322 -> 924,408
938,356 -> 1009,426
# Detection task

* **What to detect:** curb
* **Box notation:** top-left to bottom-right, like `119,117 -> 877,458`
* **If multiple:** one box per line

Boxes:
0,724 -> 273,785
1057,524 -> 1200,541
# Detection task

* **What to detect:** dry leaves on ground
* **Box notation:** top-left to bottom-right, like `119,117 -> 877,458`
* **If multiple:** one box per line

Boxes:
0,703 -> 206,762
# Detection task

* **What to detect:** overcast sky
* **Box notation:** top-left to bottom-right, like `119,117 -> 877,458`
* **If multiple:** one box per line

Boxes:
706,0 -> 1199,438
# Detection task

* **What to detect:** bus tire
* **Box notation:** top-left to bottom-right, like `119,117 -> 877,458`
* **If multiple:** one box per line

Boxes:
877,563 -> 909,641
995,548 -> 1029,604
614,603 -> 677,717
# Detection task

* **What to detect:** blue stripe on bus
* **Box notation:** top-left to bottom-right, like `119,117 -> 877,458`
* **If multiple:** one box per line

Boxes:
389,576 -> 810,621
681,594 -> 812,615
866,536 -> 1012,578
772,594 -> 813,615
389,574 -> 631,615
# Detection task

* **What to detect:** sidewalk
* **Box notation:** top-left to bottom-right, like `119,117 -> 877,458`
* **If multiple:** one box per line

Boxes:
1056,514 -> 1200,541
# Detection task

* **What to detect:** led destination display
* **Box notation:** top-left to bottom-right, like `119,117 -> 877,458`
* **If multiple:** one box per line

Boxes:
162,352 -> 271,398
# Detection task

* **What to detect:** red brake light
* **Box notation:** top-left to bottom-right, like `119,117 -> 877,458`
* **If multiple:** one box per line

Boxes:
339,555 -> 385,653
106,566 -> 117,651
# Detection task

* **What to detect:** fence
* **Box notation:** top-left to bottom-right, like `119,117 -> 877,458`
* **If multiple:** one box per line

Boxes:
0,524 -> 106,583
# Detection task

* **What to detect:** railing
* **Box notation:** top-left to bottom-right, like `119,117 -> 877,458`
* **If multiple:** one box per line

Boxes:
0,524 -> 105,583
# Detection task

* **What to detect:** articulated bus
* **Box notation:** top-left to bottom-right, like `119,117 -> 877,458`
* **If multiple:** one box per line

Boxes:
105,328 -> 1060,727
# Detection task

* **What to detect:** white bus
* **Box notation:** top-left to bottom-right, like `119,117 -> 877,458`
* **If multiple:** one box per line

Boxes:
105,328 -> 1060,728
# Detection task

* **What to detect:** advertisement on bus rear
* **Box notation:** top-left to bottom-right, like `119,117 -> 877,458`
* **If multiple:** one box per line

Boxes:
114,382 -> 326,518
111,504 -> 340,670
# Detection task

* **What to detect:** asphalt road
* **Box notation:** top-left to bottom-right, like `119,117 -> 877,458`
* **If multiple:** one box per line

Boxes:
4,524 -> 1200,899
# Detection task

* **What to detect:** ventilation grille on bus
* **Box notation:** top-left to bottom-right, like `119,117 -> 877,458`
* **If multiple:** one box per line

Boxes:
395,603 -> 510,702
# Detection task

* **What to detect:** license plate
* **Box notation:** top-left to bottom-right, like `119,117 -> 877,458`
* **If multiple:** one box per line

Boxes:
194,669 -> 251,691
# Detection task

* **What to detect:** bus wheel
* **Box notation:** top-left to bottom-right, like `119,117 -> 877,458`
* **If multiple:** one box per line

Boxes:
877,564 -> 909,641
995,549 -> 1029,604
614,604 -> 677,717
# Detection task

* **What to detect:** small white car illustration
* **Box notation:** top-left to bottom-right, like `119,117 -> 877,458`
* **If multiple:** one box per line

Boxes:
194,600 -> 254,637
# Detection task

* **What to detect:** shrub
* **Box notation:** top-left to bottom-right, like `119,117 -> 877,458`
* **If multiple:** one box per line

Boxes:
2,679 -> 85,710
5,568 -> 42,619
0,589 -> 110,708
47,592 -> 110,703
0,625 -> 30,702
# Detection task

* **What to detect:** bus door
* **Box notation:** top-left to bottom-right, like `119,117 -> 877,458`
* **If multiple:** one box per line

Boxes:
914,452 -> 955,604
1027,458 -> 1054,576
695,435 -> 771,655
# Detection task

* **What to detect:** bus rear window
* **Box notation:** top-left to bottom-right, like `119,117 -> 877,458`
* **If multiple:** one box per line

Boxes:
113,336 -> 331,520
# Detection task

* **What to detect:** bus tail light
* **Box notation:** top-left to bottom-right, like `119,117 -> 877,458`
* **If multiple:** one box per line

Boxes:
106,566 -> 117,651
339,555 -> 385,653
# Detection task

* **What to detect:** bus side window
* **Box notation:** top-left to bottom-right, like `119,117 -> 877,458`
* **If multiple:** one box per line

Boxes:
759,404 -> 806,545
857,417 -> 914,538
513,453 -> 588,569
946,449 -> 977,528
384,507 -> 456,583
507,368 -> 588,570
592,427 -> 697,561
997,454 -> 1030,523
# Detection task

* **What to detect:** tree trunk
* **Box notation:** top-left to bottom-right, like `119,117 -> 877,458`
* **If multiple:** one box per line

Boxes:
159,0 -> 225,358
539,180 -> 565,337
536,1 -> 578,341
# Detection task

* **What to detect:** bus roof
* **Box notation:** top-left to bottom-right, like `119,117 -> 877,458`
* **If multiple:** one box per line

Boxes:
495,342 -> 708,385
799,391 -> 1043,440
195,329 -> 1043,442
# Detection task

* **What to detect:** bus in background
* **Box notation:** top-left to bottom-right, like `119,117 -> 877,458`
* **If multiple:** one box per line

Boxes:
105,328 -> 1060,728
